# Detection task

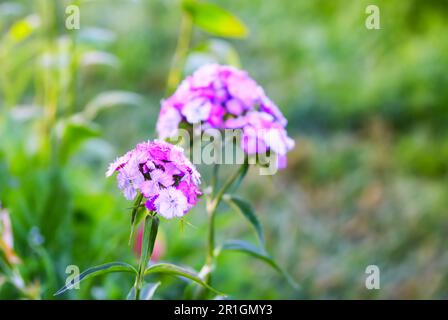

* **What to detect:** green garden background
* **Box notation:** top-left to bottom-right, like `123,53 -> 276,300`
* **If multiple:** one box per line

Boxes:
1,0 -> 447,299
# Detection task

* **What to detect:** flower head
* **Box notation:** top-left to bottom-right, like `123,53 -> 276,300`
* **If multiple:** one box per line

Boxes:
107,140 -> 201,219
156,64 -> 294,169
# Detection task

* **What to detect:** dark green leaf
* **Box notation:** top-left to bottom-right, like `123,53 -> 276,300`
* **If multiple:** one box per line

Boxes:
182,1 -> 248,38
144,263 -> 224,295
232,162 -> 249,191
219,240 -> 299,290
54,262 -> 136,296
138,215 -> 159,276
224,195 -> 264,245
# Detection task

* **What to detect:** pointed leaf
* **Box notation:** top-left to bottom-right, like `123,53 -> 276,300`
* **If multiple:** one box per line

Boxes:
138,216 -> 159,276
232,162 -> 249,191
182,1 -> 248,38
219,240 -> 299,290
224,195 -> 264,245
127,282 -> 161,300
144,263 -> 224,295
54,262 -> 136,296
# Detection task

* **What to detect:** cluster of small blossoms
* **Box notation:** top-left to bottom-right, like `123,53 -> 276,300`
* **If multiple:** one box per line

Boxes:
106,140 -> 201,219
156,64 -> 294,168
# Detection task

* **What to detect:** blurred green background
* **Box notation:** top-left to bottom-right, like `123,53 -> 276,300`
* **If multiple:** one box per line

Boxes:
1,0 -> 448,299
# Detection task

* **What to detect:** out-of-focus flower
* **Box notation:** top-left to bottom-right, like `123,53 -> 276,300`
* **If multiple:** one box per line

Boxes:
134,226 -> 165,260
156,64 -> 294,168
106,140 -> 201,219
0,206 -> 21,265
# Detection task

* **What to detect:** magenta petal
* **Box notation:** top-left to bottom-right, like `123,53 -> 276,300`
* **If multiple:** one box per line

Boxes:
226,99 -> 244,115
145,196 -> 158,211
277,154 -> 287,170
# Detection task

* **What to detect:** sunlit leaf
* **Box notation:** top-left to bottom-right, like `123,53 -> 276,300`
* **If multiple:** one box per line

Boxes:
182,0 -> 248,38
82,91 -> 144,120
8,14 -> 40,42
218,240 -> 299,290
224,194 -> 264,245
54,262 -> 137,296
144,262 -> 224,295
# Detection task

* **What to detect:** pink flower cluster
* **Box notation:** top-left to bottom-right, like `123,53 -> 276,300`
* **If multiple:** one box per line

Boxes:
106,140 -> 201,219
156,64 -> 294,168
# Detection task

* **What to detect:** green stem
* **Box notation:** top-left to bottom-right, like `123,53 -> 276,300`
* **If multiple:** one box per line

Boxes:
166,11 -> 193,95
203,164 -> 248,290
129,193 -> 144,245
134,214 -> 159,300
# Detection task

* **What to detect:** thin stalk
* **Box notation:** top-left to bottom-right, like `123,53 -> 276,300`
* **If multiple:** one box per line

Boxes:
210,164 -> 219,195
203,164 -> 248,289
129,193 -> 144,245
166,11 -> 193,95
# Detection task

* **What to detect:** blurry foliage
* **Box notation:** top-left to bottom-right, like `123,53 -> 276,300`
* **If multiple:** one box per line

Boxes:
0,0 -> 447,299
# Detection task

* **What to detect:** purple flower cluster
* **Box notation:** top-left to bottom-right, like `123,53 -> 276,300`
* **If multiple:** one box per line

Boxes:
156,64 -> 294,168
106,140 -> 201,219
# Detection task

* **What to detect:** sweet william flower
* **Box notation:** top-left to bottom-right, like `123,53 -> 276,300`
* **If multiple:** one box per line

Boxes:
181,98 -> 212,123
107,140 -> 201,219
156,64 -> 294,169
154,187 -> 188,219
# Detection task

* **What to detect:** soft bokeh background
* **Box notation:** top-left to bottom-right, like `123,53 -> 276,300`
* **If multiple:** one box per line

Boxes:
1,0 -> 448,299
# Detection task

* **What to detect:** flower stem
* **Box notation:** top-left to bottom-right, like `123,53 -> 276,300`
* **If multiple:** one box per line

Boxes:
134,214 -> 159,300
202,164 -> 248,293
166,11 -> 193,95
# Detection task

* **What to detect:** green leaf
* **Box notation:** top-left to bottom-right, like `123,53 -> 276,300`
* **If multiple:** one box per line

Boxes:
138,215 -> 159,276
144,263 -> 224,296
127,282 -> 161,300
8,14 -> 40,42
182,0 -> 248,38
56,116 -> 101,163
82,90 -> 144,120
54,262 -> 136,296
218,240 -> 299,290
224,195 -> 264,245
232,162 -> 249,191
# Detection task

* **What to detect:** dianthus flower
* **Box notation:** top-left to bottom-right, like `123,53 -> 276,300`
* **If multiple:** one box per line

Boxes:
106,140 -> 201,219
156,64 -> 294,168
